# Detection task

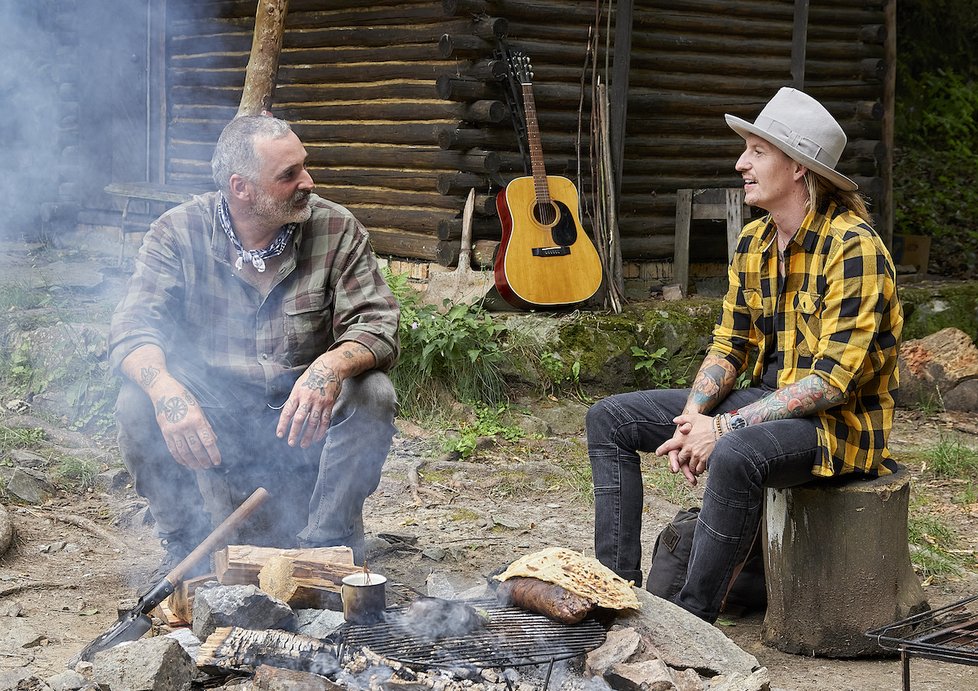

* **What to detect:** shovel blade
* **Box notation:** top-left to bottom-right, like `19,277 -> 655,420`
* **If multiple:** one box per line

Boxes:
71,611 -> 153,665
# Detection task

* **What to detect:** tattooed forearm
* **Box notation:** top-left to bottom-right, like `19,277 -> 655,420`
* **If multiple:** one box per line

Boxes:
302,363 -> 339,396
339,342 -> 371,359
686,355 -> 738,412
740,374 -> 843,424
139,366 -> 160,388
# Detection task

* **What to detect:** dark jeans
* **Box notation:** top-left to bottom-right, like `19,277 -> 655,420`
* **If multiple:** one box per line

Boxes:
116,369 -> 397,563
586,387 -> 819,622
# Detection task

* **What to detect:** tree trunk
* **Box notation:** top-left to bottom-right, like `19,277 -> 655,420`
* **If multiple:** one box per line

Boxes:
762,465 -> 929,658
237,0 -> 290,117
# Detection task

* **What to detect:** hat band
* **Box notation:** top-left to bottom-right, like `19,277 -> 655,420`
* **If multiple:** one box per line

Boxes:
754,115 -> 835,167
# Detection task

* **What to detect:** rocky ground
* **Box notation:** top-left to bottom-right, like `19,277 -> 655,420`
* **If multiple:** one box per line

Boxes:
1,404 -> 977,690
1,239 -> 978,690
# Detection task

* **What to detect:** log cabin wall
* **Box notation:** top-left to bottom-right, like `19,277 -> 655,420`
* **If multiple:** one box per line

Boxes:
152,0 -> 887,267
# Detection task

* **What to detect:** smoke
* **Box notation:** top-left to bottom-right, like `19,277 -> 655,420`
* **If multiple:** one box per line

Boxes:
0,0 -> 60,238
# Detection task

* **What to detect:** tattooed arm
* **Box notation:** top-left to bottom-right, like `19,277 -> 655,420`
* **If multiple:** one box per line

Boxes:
119,344 -> 221,469
683,354 -> 741,415
277,342 -> 377,448
735,374 -> 843,424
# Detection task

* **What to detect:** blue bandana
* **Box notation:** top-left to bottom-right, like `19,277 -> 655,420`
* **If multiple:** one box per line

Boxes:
218,194 -> 296,273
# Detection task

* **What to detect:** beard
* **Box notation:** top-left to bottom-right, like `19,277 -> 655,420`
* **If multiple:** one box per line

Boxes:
252,188 -> 312,227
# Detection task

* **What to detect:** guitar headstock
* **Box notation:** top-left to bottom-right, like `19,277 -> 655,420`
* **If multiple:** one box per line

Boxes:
509,51 -> 533,85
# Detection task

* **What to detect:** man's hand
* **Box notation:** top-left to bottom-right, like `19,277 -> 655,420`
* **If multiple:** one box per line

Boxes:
153,382 -> 221,470
656,412 -> 716,486
276,358 -> 342,448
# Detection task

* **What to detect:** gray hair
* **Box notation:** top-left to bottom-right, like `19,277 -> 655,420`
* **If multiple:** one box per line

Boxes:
211,115 -> 293,194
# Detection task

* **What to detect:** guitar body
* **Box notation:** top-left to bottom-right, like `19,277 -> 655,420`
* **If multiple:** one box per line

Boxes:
494,175 -> 603,309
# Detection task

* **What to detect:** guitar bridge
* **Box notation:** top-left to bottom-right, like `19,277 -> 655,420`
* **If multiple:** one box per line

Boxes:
531,246 -> 571,257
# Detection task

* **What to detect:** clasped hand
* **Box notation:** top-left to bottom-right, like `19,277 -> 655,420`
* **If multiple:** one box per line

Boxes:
655,412 -> 716,486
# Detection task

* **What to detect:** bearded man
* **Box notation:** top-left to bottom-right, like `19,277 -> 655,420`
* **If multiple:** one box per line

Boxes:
110,115 -> 399,579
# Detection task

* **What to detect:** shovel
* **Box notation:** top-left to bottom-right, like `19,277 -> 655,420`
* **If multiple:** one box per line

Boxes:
71,487 -> 269,665
425,188 -> 493,310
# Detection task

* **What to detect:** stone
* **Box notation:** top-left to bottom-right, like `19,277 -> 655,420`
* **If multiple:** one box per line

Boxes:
0,600 -> 24,617
91,636 -> 195,691
0,618 -> 45,650
532,397 -> 589,436
94,467 -> 132,493
709,668 -> 773,691
897,327 -> 978,410
662,284 -> 684,301
8,449 -> 47,468
44,669 -> 91,691
5,468 -> 54,504
191,583 -> 297,642
586,627 -> 643,676
164,628 -> 201,661
0,669 -> 38,691
606,659 -> 676,691
615,588 -> 760,680
296,608 -> 345,639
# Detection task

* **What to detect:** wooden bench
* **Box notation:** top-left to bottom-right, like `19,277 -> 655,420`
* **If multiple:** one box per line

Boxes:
762,465 -> 929,658
673,187 -> 749,296
104,182 -> 209,265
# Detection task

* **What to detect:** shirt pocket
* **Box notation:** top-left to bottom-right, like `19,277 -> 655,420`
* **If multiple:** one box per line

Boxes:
284,289 -> 331,364
793,290 -> 822,357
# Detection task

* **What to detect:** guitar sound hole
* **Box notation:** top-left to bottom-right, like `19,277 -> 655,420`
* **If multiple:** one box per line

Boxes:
533,202 -> 557,226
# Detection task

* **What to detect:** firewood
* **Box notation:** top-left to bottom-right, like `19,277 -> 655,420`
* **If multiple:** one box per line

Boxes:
258,555 -> 361,610
198,626 -> 339,676
215,545 -> 354,586
253,664 -> 345,690
166,573 -> 217,625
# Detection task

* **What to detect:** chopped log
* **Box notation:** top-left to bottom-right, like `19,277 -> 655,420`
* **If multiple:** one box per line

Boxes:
253,664 -> 344,691
437,217 -> 504,242
236,0 -> 289,117
198,626 -> 339,676
435,75 -> 501,102
166,573 -> 216,625
763,465 -> 929,657
258,554 -> 361,610
436,238 -> 499,268
215,545 -> 354,585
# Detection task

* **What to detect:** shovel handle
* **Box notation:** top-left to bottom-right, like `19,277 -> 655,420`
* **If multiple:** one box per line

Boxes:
165,487 -> 269,584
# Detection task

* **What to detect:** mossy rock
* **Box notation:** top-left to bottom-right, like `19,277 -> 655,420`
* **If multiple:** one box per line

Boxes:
900,281 -> 978,342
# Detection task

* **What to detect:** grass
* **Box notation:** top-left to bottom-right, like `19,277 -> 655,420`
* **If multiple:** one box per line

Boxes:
0,424 -> 46,453
643,461 -> 699,508
920,433 -> 978,479
53,456 -> 101,489
908,505 -> 971,579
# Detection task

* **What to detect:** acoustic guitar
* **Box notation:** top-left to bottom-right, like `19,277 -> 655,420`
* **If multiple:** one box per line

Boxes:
494,54 -> 603,310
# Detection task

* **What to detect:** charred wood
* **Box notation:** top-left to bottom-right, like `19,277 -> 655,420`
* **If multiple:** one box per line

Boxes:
198,626 -> 339,676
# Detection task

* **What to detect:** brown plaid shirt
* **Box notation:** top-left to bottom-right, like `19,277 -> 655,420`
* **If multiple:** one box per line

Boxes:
709,201 -> 903,477
110,192 -> 400,401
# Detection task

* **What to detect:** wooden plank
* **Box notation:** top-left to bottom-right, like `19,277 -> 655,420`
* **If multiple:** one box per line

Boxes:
673,189 -> 692,296
215,545 -> 355,585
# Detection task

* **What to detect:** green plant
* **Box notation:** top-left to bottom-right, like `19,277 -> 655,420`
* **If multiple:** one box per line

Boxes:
443,404 -> 524,458
907,506 -> 969,579
631,345 -> 691,389
0,425 -> 46,453
643,463 -> 699,507
538,351 -> 584,398
921,433 -> 978,479
54,456 -> 100,489
385,269 -> 507,418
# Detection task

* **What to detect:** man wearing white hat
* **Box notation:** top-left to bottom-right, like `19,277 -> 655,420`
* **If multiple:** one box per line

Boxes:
587,88 -> 903,623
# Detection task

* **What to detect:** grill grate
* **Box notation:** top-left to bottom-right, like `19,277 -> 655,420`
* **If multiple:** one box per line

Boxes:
337,598 -> 606,670
868,594 -> 978,665
866,594 -> 978,690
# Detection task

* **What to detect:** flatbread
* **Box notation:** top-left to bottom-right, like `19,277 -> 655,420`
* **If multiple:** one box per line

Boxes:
495,547 -> 640,610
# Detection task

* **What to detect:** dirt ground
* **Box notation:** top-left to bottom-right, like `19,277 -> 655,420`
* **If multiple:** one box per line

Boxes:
1,404 -> 977,690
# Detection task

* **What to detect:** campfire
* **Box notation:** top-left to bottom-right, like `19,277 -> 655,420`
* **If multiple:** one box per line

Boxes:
73,545 -> 770,690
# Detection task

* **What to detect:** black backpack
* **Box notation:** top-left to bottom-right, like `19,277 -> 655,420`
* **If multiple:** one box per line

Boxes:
645,507 -> 766,613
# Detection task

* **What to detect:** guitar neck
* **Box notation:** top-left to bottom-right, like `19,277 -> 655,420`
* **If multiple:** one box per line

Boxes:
521,82 -> 551,205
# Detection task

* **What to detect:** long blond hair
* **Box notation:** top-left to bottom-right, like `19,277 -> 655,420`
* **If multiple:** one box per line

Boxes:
804,171 -> 870,222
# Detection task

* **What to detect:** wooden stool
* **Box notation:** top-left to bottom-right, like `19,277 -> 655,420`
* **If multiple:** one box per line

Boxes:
762,465 -> 929,658
673,187 -> 748,296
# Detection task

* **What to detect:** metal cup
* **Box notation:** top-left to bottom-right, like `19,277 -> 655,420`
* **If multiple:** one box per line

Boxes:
341,572 -> 387,625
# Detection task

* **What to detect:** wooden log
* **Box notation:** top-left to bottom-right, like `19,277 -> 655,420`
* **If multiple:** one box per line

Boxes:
438,33 -> 494,58
472,15 -> 508,39
368,228 -> 444,261
198,626 -> 338,676
437,239 -> 499,268
167,573 -> 218,625
437,217 -> 504,241
438,126 -> 519,151
215,545 -> 354,585
253,665 -> 344,691
437,171 -> 504,195
762,466 -> 929,658
258,555 -> 360,610
435,75 -> 501,102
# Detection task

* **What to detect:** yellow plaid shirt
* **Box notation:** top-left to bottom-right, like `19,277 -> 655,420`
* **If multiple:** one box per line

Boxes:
709,201 -> 903,477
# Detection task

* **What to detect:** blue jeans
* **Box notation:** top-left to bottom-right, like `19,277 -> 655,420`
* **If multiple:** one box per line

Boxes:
586,387 -> 818,622
116,369 -> 397,564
